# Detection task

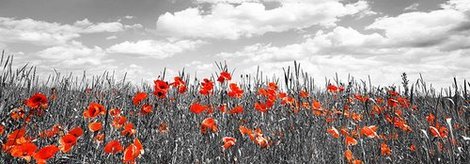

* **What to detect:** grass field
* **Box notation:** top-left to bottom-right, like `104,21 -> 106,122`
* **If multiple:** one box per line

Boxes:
0,52 -> 469,164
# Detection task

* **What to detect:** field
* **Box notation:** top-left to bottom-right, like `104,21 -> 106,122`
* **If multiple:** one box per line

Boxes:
0,52 -> 469,164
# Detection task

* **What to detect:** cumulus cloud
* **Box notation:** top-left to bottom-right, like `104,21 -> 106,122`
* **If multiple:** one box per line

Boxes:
365,0 -> 470,52
0,17 -> 79,46
0,17 -> 142,46
106,39 -> 206,59
118,64 -> 156,84
156,0 -> 371,39
404,3 -> 419,12
106,35 -> 118,40
215,0 -> 470,88
124,24 -> 144,30
73,19 -> 124,33
36,41 -> 110,67
2,40 -> 117,81
218,26 -> 385,62
442,0 -> 470,12
3,0 -> 469,88
124,15 -> 135,19
222,41 -> 469,88
367,11 -> 468,50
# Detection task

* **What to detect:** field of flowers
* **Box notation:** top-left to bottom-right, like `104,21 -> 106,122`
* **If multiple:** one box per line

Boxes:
0,52 -> 469,164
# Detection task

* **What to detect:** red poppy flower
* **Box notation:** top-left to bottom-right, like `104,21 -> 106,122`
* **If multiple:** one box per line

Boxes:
360,125 -> 378,138
33,145 -> 59,164
190,102 -> 207,114
158,122 -> 169,134
228,83 -> 243,98
327,84 -> 338,93
104,140 -> 123,154
123,138 -> 143,162
10,107 -> 26,120
153,80 -> 169,98
409,144 -> 416,152
59,134 -> 77,153
229,105 -> 243,114
140,104 -> 153,115
7,128 -> 27,142
94,133 -> 105,143
380,142 -> 391,156
254,102 -> 269,113
0,125 -> 4,136
426,113 -> 435,125
201,117 -> 218,134
354,94 -> 368,103
88,121 -> 103,132
239,126 -> 253,139
299,90 -> 309,98
217,71 -> 232,83
25,93 -> 48,109
132,92 -> 147,106
171,76 -> 185,87
83,102 -> 105,119
255,135 -> 269,148
177,85 -> 187,94
121,122 -> 136,136
222,137 -> 236,150
344,149 -> 353,161
327,126 -> 340,139
109,108 -> 121,117
345,136 -> 358,146
171,76 -> 187,94
112,115 -> 127,129
199,79 -> 214,95
10,142 -> 37,159
268,82 -> 278,91
39,124 -> 61,138
67,127 -> 83,138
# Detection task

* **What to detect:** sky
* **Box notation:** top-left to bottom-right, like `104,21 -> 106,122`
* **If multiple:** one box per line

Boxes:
0,0 -> 469,89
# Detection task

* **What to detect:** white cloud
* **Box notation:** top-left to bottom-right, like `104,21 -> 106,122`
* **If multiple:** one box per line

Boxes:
2,41 -> 117,80
215,0 -> 470,88
309,27 -> 385,51
0,17 -> 140,46
195,64 -> 214,72
367,0 -> 470,51
181,61 -> 217,79
404,3 -> 419,11
106,39 -> 206,59
74,18 -> 142,32
442,0 -> 470,12
124,24 -> 143,30
184,60 -> 203,67
3,0 -> 469,89
119,64 -> 156,84
81,22 -> 124,33
218,43 -> 307,62
36,41 -> 110,67
222,43 -> 469,89
106,35 -> 118,40
367,10 -> 468,49
216,18 -> 470,89
218,26 -> 385,62
156,0 -> 371,39
0,17 -> 80,46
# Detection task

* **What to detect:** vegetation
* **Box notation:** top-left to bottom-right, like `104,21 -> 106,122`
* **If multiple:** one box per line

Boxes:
0,51 -> 468,163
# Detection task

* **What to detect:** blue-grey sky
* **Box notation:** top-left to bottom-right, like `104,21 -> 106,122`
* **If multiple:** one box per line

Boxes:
1,0 -> 468,88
